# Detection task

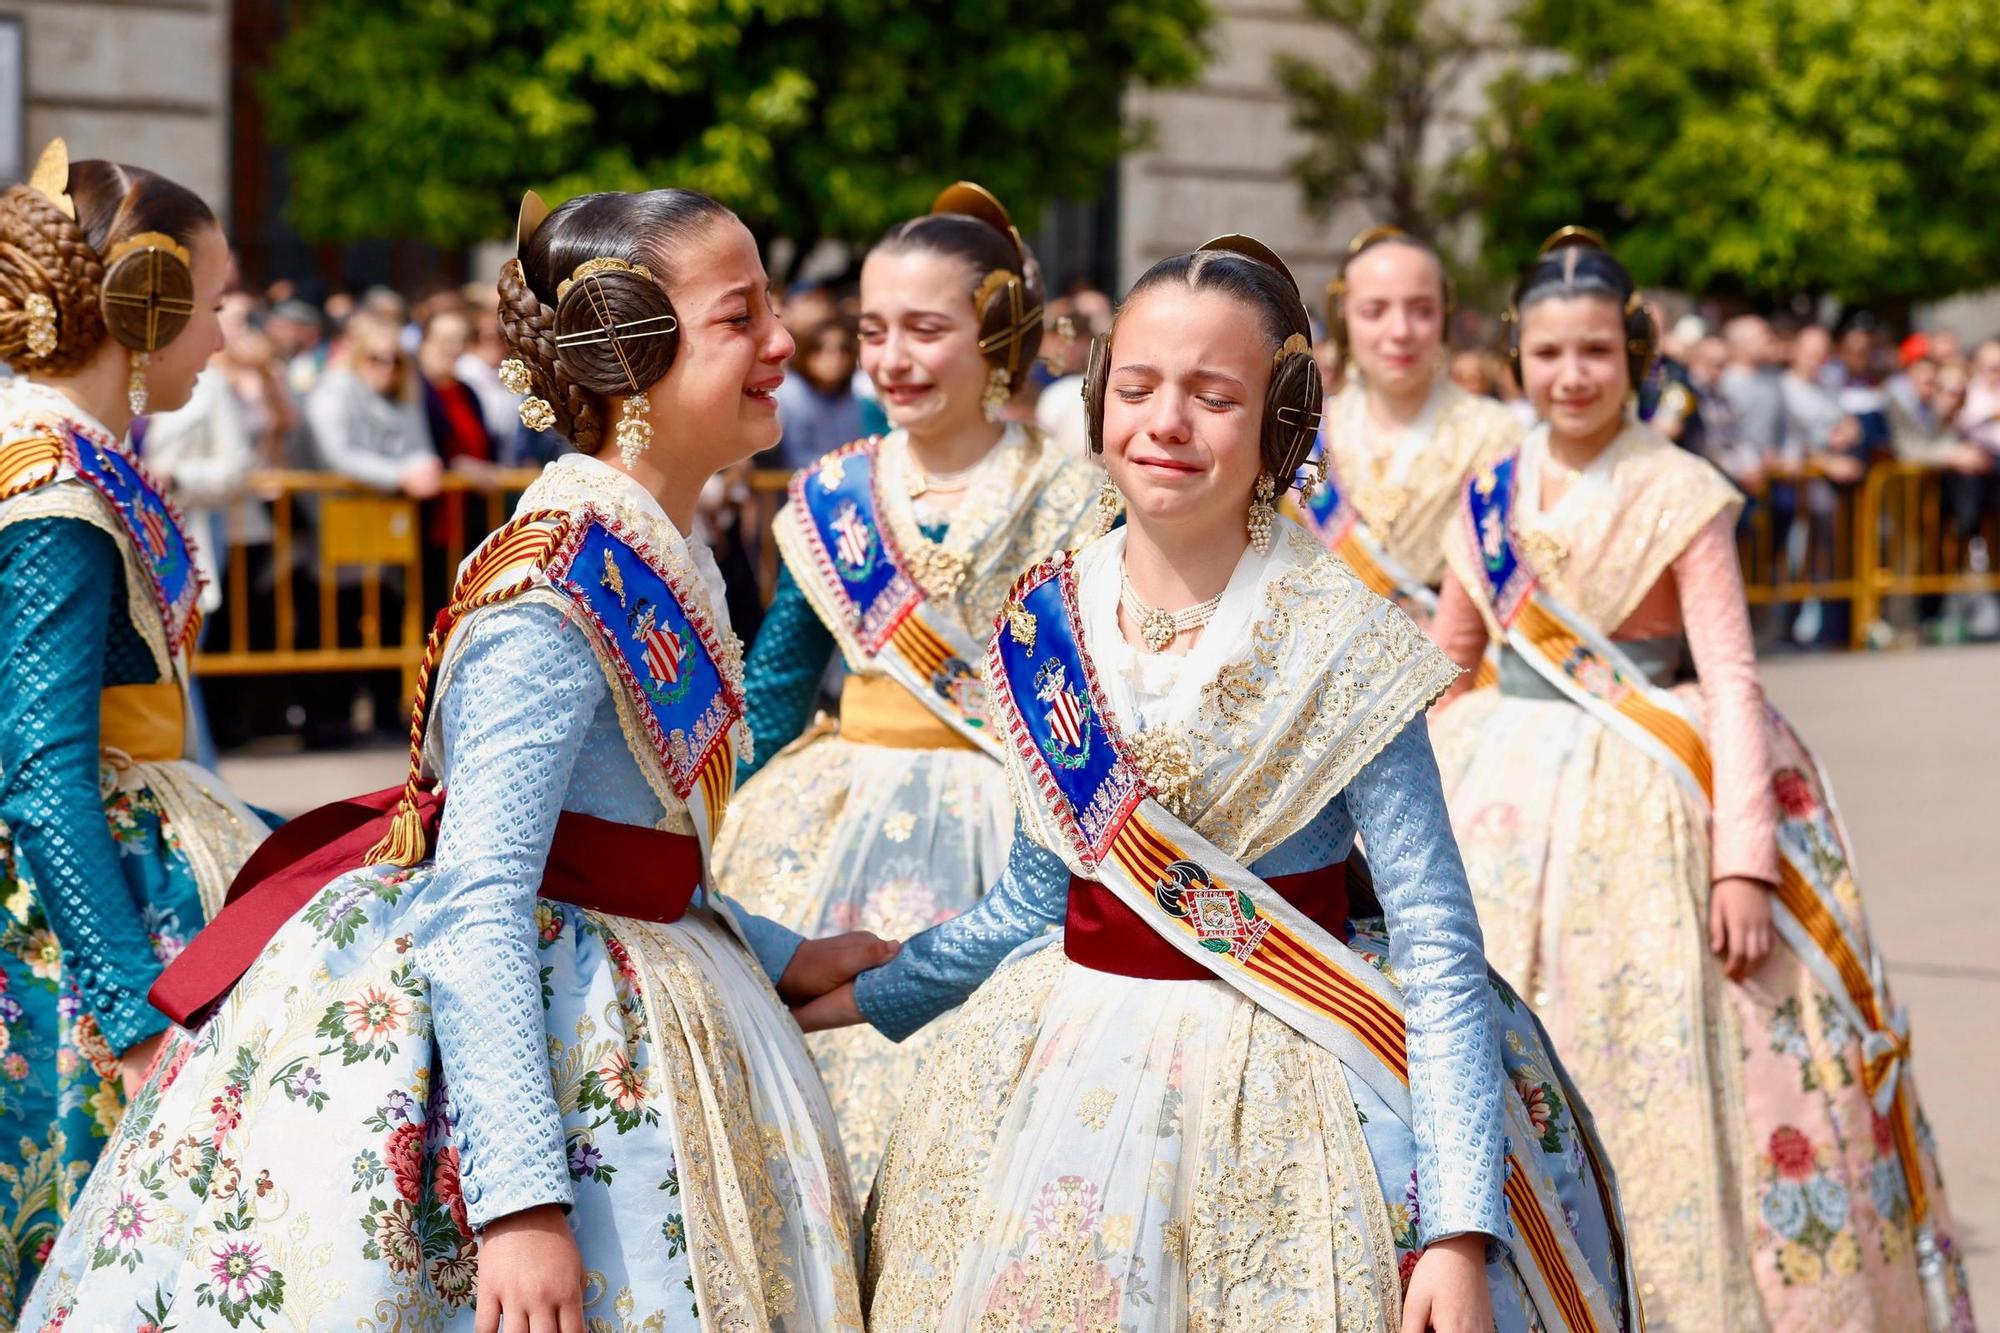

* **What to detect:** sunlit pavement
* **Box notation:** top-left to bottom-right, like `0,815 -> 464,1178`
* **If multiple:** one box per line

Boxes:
215,645 -> 2000,1313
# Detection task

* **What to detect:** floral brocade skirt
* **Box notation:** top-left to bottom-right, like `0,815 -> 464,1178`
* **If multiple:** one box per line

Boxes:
0,757 -> 260,1323
714,728 -> 1013,1188
865,939 -> 1632,1332
23,857 -> 865,1331
1432,688 -> 1974,1332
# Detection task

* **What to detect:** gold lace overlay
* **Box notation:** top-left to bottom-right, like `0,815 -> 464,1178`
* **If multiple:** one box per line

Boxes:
1059,523 -> 1458,870
865,945 -> 1404,1332
1433,682 -> 1767,1327
612,913 -> 865,1331
1443,423 -> 1742,637
1323,381 -> 1521,586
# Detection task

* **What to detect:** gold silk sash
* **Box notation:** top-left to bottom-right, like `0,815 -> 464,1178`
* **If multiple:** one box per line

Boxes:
837,673 -> 980,752
100,681 -> 185,763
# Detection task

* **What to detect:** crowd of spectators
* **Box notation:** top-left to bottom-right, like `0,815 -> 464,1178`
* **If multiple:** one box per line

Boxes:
1639,314 -> 2000,643
31,263 -> 1989,750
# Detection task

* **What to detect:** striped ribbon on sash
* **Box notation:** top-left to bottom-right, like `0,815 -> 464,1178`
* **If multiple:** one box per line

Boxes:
782,439 -> 1001,758
1464,453 -> 1930,1222
989,552 -> 1624,1333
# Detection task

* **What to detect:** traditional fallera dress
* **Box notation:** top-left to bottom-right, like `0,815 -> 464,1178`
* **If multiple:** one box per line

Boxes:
1429,422 -> 1975,1332
25,454 -> 864,1331
857,518 -> 1637,1332
713,424 -> 1099,1182
1297,378 -> 1521,624
0,380 -> 266,1316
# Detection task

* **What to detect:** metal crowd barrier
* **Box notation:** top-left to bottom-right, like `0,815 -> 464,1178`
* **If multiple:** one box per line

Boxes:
192,461 -> 2000,701
193,469 -> 543,704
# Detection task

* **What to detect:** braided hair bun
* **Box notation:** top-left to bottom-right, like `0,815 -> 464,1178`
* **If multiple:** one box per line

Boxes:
0,142 -> 214,376
500,188 -> 731,451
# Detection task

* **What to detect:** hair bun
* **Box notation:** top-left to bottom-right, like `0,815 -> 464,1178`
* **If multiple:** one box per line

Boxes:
100,238 -> 194,352
552,264 -> 679,396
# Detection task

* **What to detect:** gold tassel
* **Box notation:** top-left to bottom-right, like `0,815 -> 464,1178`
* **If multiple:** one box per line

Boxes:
365,794 -> 431,867
364,606 -> 455,866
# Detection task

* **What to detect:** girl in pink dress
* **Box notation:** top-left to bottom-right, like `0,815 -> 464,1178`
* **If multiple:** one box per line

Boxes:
1427,230 -> 1975,1332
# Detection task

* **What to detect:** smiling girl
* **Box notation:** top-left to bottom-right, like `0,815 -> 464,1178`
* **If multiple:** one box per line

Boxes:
1428,230 -> 1974,1331
712,184 -> 1103,1183
26,188 -> 890,1331
1299,227 -> 1520,625
803,237 -> 1634,1333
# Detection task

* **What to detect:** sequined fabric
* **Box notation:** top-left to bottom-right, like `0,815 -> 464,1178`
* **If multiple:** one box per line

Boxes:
858,719 -> 1510,1243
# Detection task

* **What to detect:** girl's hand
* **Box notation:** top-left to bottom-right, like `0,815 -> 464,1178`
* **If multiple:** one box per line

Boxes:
1709,875 -> 1775,980
475,1204 -> 584,1333
1400,1232 -> 1493,1333
792,981 -> 863,1032
118,1030 -> 168,1100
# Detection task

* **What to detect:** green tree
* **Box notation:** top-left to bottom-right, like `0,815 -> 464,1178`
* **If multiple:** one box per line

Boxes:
263,0 -> 1212,276
1275,0 -> 1496,238
1465,0 -> 2000,306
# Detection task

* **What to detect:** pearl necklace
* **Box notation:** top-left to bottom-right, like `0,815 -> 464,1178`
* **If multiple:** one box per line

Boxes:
1120,570 -> 1224,653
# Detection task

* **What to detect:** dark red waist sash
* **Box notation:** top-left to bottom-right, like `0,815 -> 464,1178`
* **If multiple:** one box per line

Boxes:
1062,864 -> 1350,980
151,785 -> 702,1028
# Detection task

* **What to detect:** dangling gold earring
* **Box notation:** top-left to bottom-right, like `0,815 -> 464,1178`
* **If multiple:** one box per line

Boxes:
616,394 -> 654,470
126,350 -> 150,416
1092,475 -> 1122,538
982,365 -> 1011,423
1248,473 -> 1276,555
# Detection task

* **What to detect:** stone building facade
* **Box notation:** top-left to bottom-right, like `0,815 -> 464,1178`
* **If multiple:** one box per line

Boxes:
0,0 -> 230,212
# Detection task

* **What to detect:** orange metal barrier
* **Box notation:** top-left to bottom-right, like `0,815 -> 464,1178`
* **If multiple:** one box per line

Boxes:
192,469 -> 542,703
1853,461 -> 2000,642
191,461 -> 1996,703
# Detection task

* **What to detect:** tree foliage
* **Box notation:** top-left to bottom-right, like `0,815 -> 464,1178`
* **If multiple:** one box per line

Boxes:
264,0 -> 1213,271
1275,0 -> 1494,237
1465,0 -> 2000,305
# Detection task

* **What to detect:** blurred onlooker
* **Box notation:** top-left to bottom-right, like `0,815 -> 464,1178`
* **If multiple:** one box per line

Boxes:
1946,341 -> 2000,638
1671,335 -> 1763,488
771,319 -> 886,471
1886,333 -> 1934,426
1827,323 -> 1890,455
1928,328 -> 1964,368
267,298 -> 327,399
306,312 -> 443,498
1718,315 -> 1788,462
1956,339 -> 2000,460
416,308 -> 504,606
142,368 -> 256,767
1782,326 -> 1864,479
1035,303 -> 1100,459
1448,348 -> 1495,397
215,303 -> 302,470
417,309 -> 500,486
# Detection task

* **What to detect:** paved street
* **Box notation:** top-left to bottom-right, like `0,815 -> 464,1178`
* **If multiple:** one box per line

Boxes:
217,644 -> 2000,1314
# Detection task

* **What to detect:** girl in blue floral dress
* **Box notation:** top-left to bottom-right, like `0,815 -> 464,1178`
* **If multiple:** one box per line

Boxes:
26,189 -> 886,1332
0,140 -> 267,1318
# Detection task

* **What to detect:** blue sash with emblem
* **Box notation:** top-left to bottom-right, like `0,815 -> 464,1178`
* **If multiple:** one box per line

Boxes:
785,440 -> 1001,755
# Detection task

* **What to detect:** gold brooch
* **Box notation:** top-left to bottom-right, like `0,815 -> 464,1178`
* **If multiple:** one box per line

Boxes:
1004,599 -> 1038,649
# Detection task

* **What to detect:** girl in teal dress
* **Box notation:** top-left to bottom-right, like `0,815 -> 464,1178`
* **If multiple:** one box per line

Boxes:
0,140 -> 267,1315
713,184 -> 1106,1183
